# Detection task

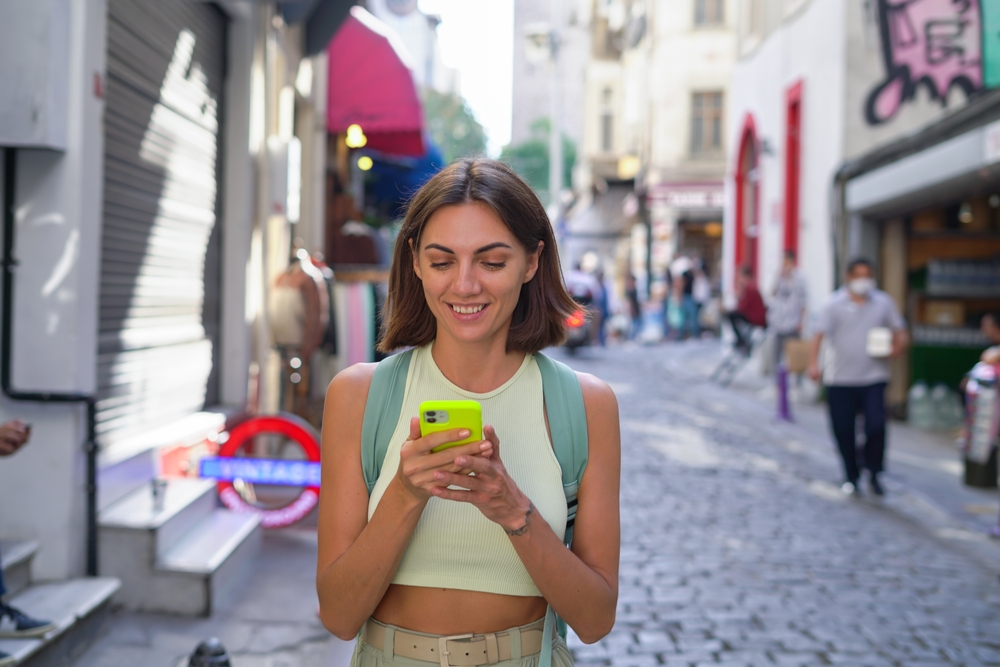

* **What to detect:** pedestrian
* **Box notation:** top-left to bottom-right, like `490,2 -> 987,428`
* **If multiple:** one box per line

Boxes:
768,250 -> 808,365
725,266 -> 767,353
595,268 -> 610,347
625,273 -> 642,340
316,158 -> 621,667
807,258 -> 908,497
681,263 -> 698,340
692,260 -> 712,338
0,420 -> 56,667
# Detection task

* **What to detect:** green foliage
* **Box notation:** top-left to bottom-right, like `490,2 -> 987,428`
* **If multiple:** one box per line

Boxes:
421,88 -> 488,164
500,117 -> 576,204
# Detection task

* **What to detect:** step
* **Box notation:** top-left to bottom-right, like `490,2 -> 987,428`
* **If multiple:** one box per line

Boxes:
104,509 -> 261,616
0,577 -> 120,667
0,542 -> 38,600
99,477 -> 217,559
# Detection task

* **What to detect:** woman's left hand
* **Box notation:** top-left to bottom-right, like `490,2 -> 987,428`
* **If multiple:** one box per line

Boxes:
430,425 -> 532,534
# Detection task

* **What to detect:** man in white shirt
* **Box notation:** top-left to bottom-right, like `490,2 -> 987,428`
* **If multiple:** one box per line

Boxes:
808,258 -> 908,497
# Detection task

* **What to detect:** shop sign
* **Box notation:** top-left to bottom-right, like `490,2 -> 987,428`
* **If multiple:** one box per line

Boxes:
200,414 -> 321,528
984,119 -> 1000,165
647,183 -> 724,209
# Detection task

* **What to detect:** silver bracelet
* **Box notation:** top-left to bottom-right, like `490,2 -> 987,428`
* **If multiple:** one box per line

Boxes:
505,503 -> 535,536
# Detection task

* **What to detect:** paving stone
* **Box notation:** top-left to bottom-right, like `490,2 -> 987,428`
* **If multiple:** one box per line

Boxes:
558,345 -> 1000,667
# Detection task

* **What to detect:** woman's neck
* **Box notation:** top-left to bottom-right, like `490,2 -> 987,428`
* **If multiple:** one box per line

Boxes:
430,331 -> 526,394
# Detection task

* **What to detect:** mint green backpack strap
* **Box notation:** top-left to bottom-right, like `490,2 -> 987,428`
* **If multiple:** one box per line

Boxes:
535,352 -> 589,546
535,352 -> 589,648
361,349 -> 414,494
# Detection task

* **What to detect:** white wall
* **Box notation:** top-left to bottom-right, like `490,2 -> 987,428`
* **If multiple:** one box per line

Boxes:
723,0 -> 844,320
0,0 -> 107,581
219,6 -> 256,408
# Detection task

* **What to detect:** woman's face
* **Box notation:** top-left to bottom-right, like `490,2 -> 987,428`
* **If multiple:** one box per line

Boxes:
413,202 -> 542,347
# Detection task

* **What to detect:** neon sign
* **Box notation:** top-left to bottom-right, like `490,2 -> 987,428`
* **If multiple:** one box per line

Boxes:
199,457 -> 322,487
205,414 -> 321,528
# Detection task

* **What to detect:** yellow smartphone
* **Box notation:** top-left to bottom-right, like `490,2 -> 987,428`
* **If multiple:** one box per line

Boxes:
419,400 -> 483,453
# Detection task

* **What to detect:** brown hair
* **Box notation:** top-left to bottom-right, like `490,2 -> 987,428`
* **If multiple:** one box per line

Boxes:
378,158 -> 578,353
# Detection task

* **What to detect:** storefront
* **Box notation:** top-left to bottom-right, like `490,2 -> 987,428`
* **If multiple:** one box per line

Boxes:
646,181 -> 724,280
839,89 -> 1000,410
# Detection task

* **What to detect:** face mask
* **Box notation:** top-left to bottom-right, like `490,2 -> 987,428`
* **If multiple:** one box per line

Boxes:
848,277 -> 874,296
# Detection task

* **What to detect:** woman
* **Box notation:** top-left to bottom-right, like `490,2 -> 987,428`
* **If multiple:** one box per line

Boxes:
317,158 -> 621,667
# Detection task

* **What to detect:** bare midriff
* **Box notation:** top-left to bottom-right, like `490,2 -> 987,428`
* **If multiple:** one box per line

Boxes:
372,584 -> 547,635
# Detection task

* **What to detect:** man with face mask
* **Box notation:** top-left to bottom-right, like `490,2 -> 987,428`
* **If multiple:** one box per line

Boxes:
808,258 -> 908,496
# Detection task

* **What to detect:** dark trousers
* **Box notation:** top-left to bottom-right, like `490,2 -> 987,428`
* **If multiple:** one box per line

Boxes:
826,382 -> 887,483
727,312 -> 753,348
0,551 -> 5,597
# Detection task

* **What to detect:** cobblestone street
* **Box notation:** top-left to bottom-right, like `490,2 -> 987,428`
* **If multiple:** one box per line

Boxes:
557,343 -> 1000,667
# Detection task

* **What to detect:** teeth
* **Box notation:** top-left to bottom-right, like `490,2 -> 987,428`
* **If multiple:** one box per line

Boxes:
452,304 -> 485,314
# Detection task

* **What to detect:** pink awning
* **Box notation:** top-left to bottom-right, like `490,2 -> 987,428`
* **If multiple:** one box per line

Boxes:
327,7 -> 425,157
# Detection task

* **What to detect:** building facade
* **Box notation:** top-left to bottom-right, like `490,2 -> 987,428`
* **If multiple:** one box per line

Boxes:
575,0 -> 737,294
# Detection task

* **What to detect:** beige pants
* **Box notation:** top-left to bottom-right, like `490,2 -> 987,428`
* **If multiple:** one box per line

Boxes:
351,621 -> 575,667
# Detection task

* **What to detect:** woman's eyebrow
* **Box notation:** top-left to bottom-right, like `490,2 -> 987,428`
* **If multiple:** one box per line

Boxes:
423,242 -> 512,254
474,242 -> 512,253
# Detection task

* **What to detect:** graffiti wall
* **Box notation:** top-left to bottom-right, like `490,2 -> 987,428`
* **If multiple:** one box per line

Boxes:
866,0 -> 1000,125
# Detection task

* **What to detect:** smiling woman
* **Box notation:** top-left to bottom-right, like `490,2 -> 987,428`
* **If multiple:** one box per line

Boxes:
381,159 -> 575,354
316,158 -> 622,667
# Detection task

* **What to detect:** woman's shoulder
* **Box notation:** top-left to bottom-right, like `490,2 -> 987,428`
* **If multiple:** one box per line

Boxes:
574,371 -> 618,414
326,362 -> 378,403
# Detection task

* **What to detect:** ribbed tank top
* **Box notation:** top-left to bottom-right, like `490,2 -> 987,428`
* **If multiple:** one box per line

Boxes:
368,344 -> 567,597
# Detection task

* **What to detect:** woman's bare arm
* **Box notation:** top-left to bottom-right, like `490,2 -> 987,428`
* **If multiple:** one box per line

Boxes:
430,372 -> 621,643
315,364 -> 491,639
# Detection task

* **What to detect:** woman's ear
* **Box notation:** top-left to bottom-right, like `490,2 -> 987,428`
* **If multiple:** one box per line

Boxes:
523,241 -> 543,283
409,237 -> 422,280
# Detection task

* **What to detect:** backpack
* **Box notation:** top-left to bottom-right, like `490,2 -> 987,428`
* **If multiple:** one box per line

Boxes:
359,348 -> 589,659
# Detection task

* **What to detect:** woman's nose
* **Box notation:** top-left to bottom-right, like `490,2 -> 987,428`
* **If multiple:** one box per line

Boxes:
454,262 -> 480,295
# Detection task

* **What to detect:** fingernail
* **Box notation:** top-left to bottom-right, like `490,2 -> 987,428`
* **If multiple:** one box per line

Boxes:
456,457 -> 467,466
459,429 -> 470,438
480,442 -> 490,451
434,471 -> 445,480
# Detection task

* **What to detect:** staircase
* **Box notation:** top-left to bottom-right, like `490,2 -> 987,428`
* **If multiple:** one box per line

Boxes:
0,541 -> 119,667
98,476 -> 262,616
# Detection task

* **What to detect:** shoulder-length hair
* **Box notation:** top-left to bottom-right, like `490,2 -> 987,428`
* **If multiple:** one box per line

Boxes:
379,157 -> 578,354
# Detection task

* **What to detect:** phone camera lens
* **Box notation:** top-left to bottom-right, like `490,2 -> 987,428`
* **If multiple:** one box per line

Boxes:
426,417 -> 437,423
426,411 -> 436,417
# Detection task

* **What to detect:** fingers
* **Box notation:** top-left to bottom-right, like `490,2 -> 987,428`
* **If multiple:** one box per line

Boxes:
408,417 -> 421,442
0,441 -> 16,457
483,425 -> 501,461
412,427 -> 475,455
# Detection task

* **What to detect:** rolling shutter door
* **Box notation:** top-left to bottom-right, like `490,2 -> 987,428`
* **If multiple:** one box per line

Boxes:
98,0 -> 226,448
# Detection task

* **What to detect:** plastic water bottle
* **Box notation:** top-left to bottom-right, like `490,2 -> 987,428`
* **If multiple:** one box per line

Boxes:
908,382 -> 934,430
930,383 -> 965,431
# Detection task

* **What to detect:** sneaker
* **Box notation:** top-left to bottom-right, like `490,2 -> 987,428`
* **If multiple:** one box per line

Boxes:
869,473 -> 885,497
0,650 -> 15,667
0,602 -> 56,638
841,481 -> 862,497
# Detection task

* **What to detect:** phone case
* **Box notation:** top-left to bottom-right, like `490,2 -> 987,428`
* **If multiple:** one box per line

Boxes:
419,400 -> 483,452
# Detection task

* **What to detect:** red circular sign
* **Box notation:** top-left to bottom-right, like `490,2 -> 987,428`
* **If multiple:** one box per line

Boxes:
216,414 -> 321,528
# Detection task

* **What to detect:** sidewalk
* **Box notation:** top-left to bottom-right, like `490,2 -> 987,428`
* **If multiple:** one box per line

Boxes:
657,337 -> 1000,565
71,527 -> 354,667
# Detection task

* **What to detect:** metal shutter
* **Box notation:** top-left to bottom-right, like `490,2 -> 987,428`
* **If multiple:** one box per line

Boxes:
98,0 -> 226,448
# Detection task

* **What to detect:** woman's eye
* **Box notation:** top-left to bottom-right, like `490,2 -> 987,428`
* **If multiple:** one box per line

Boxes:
483,261 -> 506,270
429,261 -> 452,269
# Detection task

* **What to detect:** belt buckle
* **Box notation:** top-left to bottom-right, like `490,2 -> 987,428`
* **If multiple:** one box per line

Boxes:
438,633 -> 474,667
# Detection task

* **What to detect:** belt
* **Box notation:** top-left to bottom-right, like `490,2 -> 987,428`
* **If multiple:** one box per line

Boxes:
362,618 -> 546,667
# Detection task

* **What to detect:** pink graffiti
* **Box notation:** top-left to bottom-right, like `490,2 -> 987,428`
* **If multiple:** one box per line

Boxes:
867,0 -> 983,124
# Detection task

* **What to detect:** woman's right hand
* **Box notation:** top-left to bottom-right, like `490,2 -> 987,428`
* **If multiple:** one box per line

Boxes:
395,417 -> 493,501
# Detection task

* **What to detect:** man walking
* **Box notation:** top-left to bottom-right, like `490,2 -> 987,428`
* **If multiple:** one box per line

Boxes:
769,250 -> 808,364
808,258 -> 908,496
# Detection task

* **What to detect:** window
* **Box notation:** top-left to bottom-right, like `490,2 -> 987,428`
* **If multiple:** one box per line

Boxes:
600,87 -> 614,153
695,0 -> 724,25
691,92 -> 723,156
